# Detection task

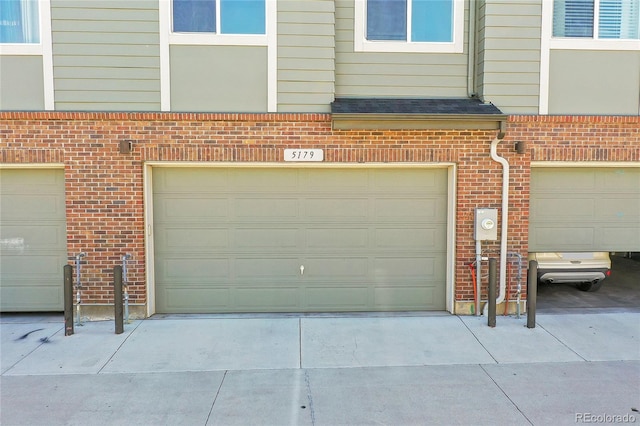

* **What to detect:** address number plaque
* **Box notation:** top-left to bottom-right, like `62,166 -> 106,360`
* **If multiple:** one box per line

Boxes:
284,149 -> 324,162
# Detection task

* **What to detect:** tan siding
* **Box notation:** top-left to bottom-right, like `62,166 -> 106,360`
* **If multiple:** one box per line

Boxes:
548,50 -> 640,115
51,0 -> 160,111
170,46 -> 268,112
277,0 -> 336,112
0,56 -> 45,110
476,0 -> 541,114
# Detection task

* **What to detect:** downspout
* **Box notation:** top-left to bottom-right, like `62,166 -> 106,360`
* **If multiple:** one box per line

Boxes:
487,132 -> 508,313
467,0 -> 477,98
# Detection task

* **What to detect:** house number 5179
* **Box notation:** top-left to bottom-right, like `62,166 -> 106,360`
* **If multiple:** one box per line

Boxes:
284,149 -> 324,162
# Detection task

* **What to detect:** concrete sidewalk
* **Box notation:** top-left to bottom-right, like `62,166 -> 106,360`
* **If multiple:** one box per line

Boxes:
1,312 -> 639,425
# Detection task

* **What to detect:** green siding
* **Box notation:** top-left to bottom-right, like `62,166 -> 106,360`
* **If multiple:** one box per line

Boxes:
170,46 -> 268,112
0,169 -> 67,312
530,168 -> 640,252
0,56 -> 45,110
277,0 -> 335,112
548,50 -> 640,115
153,167 -> 448,314
476,0 -> 541,114
51,0 -> 160,111
334,0 -> 468,98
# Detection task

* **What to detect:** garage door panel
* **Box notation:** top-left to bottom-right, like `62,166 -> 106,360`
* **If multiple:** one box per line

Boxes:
235,288 -> 299,310
158,228 -> 229,250
375,227 -> 444,249
374,257 -> 437,278
232,168 -> 299,190
373,168 -> 447,191
601,227 -> 640,246
305,287 -> 369,309
599,199 -> 640,219
530,227 -> 595,250
235,258 -> 300,279
1,286 -> 63,311
532,169 -> 596,190
155,168 -> 230,192
533,198 -> 595,219
1,254 -> 63,276
159,198 -> 229,221
159,258 -> 230,280
530,167 -> 640,251
600,169 -> 640,189
153,167 -> 448,313
235,198 -> 299,219
235,228 -> 299,248
305,198 -> 369,220
374,287 -> 439,310
161,288 -> 231,311
375,198 -> 446,220
304,169 -> 369,191
306,228 -> 368,249
1,194 -> 65,220
303,257 -> 369,278
1,225 -> 65,250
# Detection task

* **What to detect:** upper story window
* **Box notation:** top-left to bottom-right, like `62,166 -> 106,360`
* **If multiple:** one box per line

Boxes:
0,0 -> 40,43
354,0 -> 464,53
553,0 -> 639,40
172,0 -> 265,35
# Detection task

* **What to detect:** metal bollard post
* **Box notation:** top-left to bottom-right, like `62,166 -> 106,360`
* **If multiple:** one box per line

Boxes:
63,265 -> 74,336
488,258 -> 497,327
114,265 -> 124,334
527,260 -> 537,328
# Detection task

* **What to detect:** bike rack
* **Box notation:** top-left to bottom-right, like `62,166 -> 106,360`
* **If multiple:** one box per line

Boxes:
75,252 -> 86,326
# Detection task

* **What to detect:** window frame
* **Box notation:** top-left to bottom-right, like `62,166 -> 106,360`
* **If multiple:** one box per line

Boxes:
354,0 -> 464,53
550,0 -> 640,50
169,0 -> 270,46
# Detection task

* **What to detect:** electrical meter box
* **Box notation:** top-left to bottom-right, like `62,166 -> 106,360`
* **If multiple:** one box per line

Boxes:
474,208 -> 498,241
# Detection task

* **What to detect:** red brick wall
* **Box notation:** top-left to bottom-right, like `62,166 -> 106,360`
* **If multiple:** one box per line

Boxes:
1,112 -> 637,314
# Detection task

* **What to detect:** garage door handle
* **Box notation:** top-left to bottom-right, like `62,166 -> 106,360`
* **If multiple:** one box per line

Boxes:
300,265 -> 304,275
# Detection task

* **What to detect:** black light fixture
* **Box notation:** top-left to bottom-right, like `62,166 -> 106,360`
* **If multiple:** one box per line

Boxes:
514,140 -> 526,154
119,140 -> 133,154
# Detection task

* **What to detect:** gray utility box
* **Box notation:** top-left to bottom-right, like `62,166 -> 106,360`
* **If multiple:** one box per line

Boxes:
474,208 -> 498,241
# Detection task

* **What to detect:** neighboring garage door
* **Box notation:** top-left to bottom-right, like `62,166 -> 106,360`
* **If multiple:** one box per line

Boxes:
530,167 -> 640,252
0,169 -> 67,311
153,167 -> 448,313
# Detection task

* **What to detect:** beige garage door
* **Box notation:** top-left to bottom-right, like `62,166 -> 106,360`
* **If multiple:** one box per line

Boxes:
0,169 -> 67,311
153,167 -> 448,313
529,167 -> 640,252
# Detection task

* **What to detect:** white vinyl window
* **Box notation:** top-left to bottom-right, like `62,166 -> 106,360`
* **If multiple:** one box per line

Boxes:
169,0 -> 270,46
0,0 -> 39,44
172,0 -> 265,35
553,0 -> 639,41
354,0 -> 464,53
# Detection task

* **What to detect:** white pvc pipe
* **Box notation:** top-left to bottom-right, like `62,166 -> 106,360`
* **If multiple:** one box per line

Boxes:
488,138 -> 509,312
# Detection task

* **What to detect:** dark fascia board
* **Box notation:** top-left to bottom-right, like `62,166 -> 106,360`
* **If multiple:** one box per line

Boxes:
331,113 -> 509,130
